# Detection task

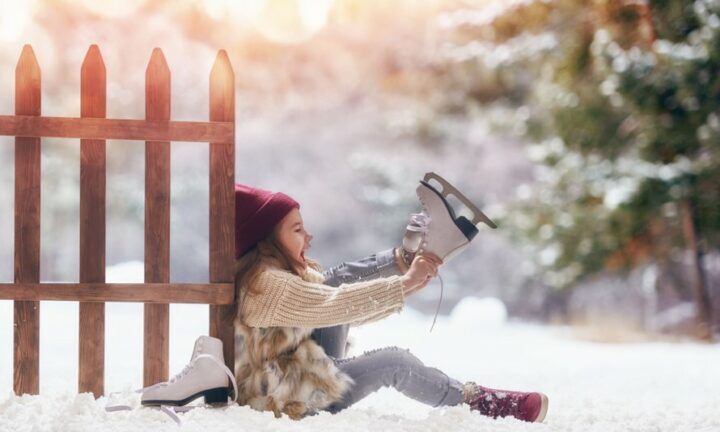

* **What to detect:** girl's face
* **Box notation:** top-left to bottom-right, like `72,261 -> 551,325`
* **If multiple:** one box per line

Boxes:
274,208 -> 313,271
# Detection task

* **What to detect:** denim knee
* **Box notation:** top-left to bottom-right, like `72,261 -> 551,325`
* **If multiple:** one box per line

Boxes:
366,346 -> 424,368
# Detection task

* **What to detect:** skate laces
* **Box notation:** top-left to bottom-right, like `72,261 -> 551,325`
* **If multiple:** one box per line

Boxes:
165,364 -> 192,386
429,274 -> 443,333
407,211 -> 431,232
406,211 -> 443,333
105,353 -> 238,426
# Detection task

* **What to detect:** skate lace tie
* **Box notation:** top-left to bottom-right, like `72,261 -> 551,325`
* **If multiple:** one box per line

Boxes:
407,211 -> 431,233
104,353 -> 238,426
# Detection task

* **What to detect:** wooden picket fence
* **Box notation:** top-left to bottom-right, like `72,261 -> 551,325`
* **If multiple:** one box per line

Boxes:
0,44 -> 236,398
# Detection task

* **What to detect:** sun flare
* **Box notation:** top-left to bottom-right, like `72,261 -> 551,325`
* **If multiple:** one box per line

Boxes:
250,0 -> 334,44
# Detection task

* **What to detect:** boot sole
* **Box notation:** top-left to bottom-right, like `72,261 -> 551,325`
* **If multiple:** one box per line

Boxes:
534,393 -> 549,423
141,386 -> 230,407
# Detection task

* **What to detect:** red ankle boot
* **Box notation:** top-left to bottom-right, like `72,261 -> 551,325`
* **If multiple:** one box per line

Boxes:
463,382 -> 548,423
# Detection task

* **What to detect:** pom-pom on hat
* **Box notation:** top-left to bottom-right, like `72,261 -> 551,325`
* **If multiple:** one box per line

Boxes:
235,183 -> 300,259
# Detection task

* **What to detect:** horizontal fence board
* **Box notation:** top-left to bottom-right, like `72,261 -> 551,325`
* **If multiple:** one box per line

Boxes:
0,283 -> 234,304
0,115 -> 233,143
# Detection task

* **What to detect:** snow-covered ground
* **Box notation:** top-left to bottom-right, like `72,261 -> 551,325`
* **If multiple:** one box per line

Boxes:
1,261 -> 719,431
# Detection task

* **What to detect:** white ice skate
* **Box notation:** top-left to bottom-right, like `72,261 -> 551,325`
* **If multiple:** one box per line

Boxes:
413,172 -> 496,263
140,336 -> 236,407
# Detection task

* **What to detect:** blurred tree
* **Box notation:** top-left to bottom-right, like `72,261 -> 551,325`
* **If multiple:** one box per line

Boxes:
439,0 -> 719,339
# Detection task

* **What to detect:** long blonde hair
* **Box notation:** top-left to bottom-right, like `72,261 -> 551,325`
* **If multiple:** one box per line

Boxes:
233,230 -> 321,323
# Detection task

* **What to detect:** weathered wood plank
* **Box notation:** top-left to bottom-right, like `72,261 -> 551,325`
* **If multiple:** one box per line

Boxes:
0,283 -> 234,304
0,115 -> 233,143
144,48 -> 171,387
79,44 -> 106,398
208,50 -> 236,374
14,44 -> 41,396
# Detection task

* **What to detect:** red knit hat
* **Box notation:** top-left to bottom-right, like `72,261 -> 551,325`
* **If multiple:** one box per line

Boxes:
234,183 -> 300,259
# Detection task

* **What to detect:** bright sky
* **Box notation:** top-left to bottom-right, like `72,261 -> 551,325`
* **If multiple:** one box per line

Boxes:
0,0 -> 336,44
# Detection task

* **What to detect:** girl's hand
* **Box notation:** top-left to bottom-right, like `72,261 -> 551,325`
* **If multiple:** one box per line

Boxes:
400,253 -> 442,296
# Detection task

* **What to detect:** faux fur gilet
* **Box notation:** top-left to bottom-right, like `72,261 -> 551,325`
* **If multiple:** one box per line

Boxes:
233,266 -> 354,419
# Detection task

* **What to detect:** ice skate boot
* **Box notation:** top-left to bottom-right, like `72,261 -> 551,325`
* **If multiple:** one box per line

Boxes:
413,172 -> 496,263
141,336 -> 236,407
463,381 -> 549,422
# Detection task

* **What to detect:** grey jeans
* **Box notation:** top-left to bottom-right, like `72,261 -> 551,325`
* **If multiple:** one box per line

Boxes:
310,248 -> 464,413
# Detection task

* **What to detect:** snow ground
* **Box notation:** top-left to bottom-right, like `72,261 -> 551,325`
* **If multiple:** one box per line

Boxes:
1,262 -> 719,432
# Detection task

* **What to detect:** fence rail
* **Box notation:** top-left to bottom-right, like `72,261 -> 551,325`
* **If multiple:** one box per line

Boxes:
0,115 -> 234,142
1,44 -> 236,398
0,283 -> 234,304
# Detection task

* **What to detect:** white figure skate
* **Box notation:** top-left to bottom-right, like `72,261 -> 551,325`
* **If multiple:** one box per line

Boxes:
140,336 -> 236,407
413,172 -> 497,263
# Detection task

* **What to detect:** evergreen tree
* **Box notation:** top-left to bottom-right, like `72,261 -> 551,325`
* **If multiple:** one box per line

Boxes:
440,0 -> 719,338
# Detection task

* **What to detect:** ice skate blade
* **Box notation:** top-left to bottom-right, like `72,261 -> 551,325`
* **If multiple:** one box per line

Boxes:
422,172 -> 497,229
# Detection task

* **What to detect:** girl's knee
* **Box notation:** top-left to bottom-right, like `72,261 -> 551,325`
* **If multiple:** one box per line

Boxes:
372,346 -> 423,367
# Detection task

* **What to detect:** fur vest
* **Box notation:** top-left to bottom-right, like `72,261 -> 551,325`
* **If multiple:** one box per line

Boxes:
234,266 -> 354,419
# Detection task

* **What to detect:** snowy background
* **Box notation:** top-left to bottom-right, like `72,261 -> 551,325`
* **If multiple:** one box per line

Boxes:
2,262 -> 720,431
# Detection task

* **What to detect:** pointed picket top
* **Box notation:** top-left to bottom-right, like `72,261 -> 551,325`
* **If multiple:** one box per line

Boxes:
210,49 -> 234,79
81,45 -> 106,118
15,44 -> 41,115
209,49 -> 234,123
81,45 -> 106,75
146,48 -> 170,80
16,44 -> 40,77
145,48 -> 170,121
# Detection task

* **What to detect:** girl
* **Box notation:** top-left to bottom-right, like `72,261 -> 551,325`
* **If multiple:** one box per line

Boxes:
232,183 -> 548,422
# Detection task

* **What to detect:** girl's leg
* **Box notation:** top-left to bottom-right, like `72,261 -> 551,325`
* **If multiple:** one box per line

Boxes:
322,248 -> 404,284
311,248 -> 404,358
310,324 -> 349,358
324,346 -> 464,414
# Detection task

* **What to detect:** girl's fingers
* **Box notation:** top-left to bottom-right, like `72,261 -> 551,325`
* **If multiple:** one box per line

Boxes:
420,260 -> 438,276
422,253 -> 443,266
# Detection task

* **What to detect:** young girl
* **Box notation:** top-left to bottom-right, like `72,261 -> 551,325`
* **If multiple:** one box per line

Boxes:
232,183 -> 548,422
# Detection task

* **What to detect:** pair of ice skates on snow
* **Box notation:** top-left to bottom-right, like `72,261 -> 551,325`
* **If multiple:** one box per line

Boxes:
114,172 -> 546,423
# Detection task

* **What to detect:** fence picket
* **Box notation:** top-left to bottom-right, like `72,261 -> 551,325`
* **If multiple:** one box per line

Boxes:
14,44 -> 41,395
79,44 -> 107,397
208,50 -> 235,373
144,48 -> 171,387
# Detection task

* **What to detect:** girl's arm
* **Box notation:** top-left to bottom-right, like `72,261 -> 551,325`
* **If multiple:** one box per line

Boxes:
241,269 -> 406,328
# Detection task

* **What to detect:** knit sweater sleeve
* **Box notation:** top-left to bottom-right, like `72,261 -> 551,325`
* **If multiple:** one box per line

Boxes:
241,269 -> 406,328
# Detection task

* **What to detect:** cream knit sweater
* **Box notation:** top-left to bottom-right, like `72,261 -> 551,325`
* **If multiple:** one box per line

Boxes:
239,265 -> 406,328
